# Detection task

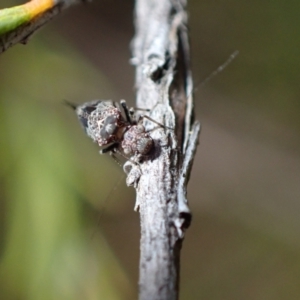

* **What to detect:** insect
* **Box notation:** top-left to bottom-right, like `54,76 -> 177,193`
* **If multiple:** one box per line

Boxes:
67,99 -> 161,161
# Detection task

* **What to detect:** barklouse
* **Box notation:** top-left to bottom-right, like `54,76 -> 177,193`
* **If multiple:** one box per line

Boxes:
68,99 -> 163,161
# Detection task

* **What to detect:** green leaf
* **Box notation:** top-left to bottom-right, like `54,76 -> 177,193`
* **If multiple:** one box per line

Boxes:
0,6 -> 30,35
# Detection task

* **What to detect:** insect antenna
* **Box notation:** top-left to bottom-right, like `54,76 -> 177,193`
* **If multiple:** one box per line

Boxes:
62,99 -> 77,110
197,50 -> 239,89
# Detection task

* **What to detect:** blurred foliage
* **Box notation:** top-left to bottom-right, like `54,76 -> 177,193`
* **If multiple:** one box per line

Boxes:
191,0 -> 300,133
1,0 -> 300,300
0,33 -> 134,299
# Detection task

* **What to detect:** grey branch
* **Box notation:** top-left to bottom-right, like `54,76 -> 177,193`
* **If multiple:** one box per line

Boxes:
130,0 -> 200,299
0,0 -> 85,54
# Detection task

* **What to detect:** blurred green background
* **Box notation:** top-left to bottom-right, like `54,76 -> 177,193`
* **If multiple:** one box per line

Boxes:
1,0 -> 300,299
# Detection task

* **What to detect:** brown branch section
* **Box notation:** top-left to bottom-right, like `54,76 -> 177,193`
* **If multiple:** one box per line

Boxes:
0,0 -> 85,54
130,0 -> 200,299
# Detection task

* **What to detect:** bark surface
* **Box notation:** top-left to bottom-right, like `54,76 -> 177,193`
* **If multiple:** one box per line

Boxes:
130,1 -> 200,299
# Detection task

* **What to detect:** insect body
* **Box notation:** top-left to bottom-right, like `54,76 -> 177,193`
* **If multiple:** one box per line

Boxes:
72,100 -> 154,159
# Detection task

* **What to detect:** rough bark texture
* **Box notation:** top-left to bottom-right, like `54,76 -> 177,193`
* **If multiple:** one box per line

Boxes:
130,0 -> 200,299
0,0 -> 84,54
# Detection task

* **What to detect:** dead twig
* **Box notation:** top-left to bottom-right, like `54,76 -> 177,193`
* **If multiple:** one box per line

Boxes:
130,0 -> 200,299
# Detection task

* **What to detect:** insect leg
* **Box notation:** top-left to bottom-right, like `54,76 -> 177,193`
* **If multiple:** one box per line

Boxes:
138,115 -> 173,130
133,107 -> 150,112
120,99 -> 133,124
100,143 -> 119,154
100,143 -> 125,167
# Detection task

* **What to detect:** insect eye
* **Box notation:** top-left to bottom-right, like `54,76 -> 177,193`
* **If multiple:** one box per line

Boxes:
105,123 -> 117,135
